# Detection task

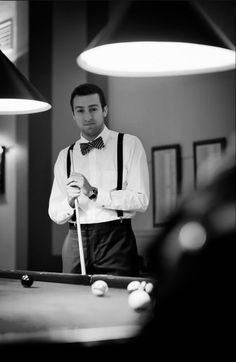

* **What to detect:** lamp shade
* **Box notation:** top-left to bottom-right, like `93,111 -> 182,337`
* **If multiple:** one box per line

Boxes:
0,49 -> 51,114
77,1 -> 235,77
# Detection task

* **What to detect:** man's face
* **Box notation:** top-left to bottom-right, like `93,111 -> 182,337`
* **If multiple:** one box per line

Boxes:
72,93 -> 108,140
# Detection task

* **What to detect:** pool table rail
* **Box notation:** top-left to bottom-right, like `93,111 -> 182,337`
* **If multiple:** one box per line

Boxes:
0,269 -> 156,288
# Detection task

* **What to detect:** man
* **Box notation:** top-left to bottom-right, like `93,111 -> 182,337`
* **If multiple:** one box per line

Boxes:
48,83 -> 150,276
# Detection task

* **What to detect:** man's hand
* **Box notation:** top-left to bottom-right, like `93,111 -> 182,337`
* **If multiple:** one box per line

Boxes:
67,172 -> 93,207
66,178 -> 81,208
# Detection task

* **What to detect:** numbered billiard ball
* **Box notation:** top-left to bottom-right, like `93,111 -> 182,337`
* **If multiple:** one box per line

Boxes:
127,280 -> 141,294
21,274 -> 34,288
144,282 -> 154,295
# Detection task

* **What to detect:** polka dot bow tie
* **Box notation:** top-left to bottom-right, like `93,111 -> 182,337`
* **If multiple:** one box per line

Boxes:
80,136 -> 105,155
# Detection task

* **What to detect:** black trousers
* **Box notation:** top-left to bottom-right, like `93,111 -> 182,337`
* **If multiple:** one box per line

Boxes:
62,219 -> 139,276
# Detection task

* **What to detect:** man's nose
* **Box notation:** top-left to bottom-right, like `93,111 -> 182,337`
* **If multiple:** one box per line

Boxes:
83,111 -> 92,121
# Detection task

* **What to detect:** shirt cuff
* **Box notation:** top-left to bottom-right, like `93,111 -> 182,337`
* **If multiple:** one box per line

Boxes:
63,200 -> 75,218
96,188 -> 111,207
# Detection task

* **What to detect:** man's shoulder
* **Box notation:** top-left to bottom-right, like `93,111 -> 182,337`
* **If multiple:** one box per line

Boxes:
57,140 -> 79,157
109,129 -> 139,141
66,140 -> 80,150
123,133 -> 141,146
108,129 -> 142,149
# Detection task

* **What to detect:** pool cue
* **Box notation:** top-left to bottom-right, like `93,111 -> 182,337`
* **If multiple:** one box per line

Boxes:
70,150 -> 86,275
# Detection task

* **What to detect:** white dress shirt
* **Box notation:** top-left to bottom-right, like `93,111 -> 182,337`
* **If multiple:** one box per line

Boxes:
48,126 -> 150,224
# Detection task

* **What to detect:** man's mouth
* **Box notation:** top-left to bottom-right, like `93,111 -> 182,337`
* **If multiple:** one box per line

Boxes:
83,122 -> 95,126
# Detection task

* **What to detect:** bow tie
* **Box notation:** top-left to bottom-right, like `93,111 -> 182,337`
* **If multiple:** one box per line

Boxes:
80,136 -> 105,155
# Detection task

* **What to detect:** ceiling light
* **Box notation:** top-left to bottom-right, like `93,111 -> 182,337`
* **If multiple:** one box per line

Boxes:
0,49 -> 51,114
77,1 -> 235,77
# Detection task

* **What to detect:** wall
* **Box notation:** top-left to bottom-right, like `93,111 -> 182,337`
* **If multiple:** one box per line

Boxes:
51,1 -> 87,256
106,0 -> 236,258
108,71 -> 235,258
0,1 -> 28,269
0,116 -> 17,268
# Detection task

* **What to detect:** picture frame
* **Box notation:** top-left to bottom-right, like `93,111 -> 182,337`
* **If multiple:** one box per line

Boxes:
193,137 -> 227,189
0,146 -> 6,194
151,144 -> 182,227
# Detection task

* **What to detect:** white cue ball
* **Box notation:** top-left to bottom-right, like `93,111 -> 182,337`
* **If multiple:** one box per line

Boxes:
127,280 -> 141,294
128,289 -> 151,311
91,280 -> 108,297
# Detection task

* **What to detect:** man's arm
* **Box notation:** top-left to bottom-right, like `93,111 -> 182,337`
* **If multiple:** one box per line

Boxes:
48,151 -> 89,224
96,135 -> 150,213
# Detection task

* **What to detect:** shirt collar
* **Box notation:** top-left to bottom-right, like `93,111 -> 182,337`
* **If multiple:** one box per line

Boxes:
79,125 -> 110,145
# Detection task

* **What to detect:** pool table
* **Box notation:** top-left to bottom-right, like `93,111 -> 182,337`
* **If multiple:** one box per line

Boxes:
0,269 -> 155,355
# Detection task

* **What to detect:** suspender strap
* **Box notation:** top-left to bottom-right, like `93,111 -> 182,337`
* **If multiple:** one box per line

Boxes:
66,142 -> 76,221
67,142 -> 75,178
117,133 -> 124,218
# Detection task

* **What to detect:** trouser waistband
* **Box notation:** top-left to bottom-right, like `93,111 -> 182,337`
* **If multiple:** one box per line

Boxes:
69,218 -> 131,231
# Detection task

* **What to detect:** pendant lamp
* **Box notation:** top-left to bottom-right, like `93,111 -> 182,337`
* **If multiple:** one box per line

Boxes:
77,1 -> 235,77
0,49 -> 51,114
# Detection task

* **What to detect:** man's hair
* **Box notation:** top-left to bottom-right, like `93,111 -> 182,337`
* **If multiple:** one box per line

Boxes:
70,83 -> 107,113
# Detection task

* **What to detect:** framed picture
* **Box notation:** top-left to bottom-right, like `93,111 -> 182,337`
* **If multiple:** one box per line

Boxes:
151,144 -> 182,227
0,146 -> 6,194
193,137 -> 227,188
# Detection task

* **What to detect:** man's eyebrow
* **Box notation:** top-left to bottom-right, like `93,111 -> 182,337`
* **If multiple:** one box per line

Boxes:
75,104 -> 99,109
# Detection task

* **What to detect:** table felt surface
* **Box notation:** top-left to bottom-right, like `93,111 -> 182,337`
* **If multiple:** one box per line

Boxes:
0,271 -> 154,345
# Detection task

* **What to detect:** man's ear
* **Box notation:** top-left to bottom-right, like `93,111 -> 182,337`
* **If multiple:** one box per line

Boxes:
103,105 -> 108,118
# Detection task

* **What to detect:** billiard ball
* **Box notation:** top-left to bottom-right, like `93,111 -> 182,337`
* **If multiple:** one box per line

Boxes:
21,274 -> 34,288
144,282 -> 154,294
128,289 -> 151,311
127,280 -> 141,294
139,281 -> 147,290
91,280 -> 108,297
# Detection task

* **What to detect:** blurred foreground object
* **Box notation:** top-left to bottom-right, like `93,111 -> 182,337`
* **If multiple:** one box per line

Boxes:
138,133 -> 235,357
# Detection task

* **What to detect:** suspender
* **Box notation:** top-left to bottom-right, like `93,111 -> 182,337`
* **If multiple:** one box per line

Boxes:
66,142 -> 76,221
67,142 -> 76,177
117,133 -> 124,218
66,133 -> 124,219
